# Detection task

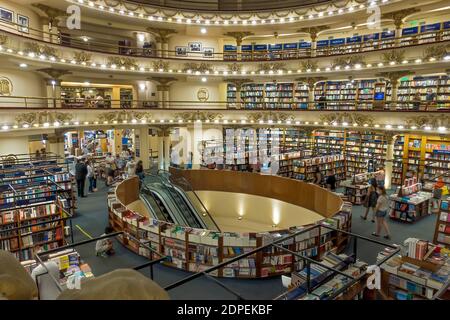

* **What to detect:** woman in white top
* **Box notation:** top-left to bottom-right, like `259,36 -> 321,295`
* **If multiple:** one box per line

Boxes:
372,186 -> 391,240
126,157 -> 136,177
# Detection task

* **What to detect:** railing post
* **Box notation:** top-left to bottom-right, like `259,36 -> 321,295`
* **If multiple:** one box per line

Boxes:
306,260 -> 311,294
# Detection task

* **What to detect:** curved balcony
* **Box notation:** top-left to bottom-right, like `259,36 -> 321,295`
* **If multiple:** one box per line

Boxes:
1,21 -> 449,63
128,0 -> 330,11
0,96 -> 449,111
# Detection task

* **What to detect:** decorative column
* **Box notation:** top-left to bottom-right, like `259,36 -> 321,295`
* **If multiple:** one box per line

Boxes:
296,77 -> 327,109
134,127 -> 150,170
297,26 -> 329,57
37,68 -> 71,108
223,32 -> 254,61
382,9 -> 420,46
157,127 -> 171,170
47,131 -> 65,158
50,18 -> 60,44
33,4 -> 66,44
377,71 -> 412,109
153,77 -> 177,109
42,17 -> 51,42
146,28 -> 177,58
384,133 -> 396,190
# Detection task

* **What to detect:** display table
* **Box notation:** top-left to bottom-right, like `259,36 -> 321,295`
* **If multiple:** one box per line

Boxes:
340,180 -> 371,205
377,242 -> 449,300
389,191 -> 433,223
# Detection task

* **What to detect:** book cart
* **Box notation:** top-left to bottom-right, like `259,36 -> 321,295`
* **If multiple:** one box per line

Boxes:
107,178 -> 353,279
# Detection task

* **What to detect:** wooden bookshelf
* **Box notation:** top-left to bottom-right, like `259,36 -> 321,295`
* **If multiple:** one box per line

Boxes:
434,200 -> 450,247
108,186 -> 352,279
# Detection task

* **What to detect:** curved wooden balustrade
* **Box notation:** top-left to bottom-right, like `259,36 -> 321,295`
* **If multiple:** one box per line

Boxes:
169,168 -> 343,218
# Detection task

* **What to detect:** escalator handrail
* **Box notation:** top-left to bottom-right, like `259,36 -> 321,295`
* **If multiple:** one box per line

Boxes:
140,189 -> 172,223
158,169 -> 221,232
144,174 -> 199,227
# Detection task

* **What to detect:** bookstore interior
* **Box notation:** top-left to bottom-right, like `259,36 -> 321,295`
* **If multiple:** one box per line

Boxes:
0,0 -> 449,303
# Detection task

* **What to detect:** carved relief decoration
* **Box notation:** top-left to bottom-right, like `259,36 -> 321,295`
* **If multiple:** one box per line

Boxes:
174,112 -> 223,122
319,113 -> 375,127
382,50 -> 405,64
256,62 -> 286,73
15,112 -> 73,126
73,51 -> 92,64
183,63 -> 213,73
332,55 -> 365,68
0,77 -> 13,96
300,60 -> 318,71
107,57 -> 138,69
97,111 -> 153,123
246,112 -> 294,123
423,44 -> 449,60
24,42 -> 59,58
152,60 -> 170,72
0,35 -> 8,45
227,63 -> 242,73
405,115 -> 450,128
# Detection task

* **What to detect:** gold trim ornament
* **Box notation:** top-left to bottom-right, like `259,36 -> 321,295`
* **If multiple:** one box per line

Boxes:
0,77 -> 13,96
197,88 -> 209,102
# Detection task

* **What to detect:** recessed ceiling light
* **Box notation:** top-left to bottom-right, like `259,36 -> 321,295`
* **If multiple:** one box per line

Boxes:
201,77 -> 207,82
19,63 -> 27,68
200,28 -> 207,34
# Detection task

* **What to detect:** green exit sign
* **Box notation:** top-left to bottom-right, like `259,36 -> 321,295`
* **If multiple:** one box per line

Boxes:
410,20 -> 419,26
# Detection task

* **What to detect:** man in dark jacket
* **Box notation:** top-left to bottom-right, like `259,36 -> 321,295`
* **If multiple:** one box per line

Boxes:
75,158 -> 88,198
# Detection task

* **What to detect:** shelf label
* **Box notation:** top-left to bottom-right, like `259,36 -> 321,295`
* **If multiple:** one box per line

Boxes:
330,38 -> 345,46
402,26 -> 419,35
283,43 -> 298,50
420,23 -> 441,33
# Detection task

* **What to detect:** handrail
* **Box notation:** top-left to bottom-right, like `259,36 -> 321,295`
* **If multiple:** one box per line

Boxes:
143,173 -> 193,227
158,169 -> 221,232
128,0 -> 330,11
0,96 -> 448,111
1,21 -> 449,61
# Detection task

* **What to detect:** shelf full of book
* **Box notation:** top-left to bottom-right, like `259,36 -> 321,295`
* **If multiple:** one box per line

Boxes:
290,154 -> 346,183
434,200 -> 450,247
108,181 -> 353,279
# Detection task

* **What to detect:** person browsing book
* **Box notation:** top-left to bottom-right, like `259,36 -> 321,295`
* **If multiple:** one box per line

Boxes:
75,158 -> 88,198
372,186 -> 391,240
95,227 -> 115,257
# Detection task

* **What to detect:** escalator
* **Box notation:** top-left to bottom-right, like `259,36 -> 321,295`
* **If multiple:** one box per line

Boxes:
141,173 -> 210,229
140,188 -> 173,223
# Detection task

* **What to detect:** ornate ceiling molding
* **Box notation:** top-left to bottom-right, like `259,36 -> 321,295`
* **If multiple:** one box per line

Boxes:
0,35 -> 7,45
150,77 -> 178,86
146,27 -> 177,43
297,26 -> 330,41
381,8 -> 420,28
295,77 -> 327,87
37,68 -> 71,79
223,32 -> 254,46
226,78 -> 253,88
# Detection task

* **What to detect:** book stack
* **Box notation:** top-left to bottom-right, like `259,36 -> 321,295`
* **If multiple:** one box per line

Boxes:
404,238 -> 430,260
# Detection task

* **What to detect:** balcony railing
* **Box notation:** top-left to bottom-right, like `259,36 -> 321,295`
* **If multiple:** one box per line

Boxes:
1,22 -> 449,62
129,0 -> 330,11
0,96 -> 448,111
